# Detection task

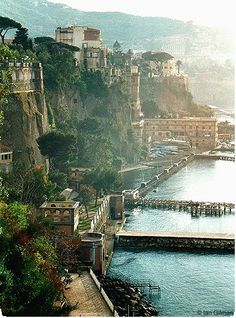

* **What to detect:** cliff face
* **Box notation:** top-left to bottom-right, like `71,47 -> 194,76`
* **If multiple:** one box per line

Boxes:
140,76 -> 194,118
1,91 -> 49,169
46,79 -> 138,164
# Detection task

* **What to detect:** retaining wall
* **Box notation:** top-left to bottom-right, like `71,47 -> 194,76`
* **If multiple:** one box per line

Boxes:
89,269 -> 119,317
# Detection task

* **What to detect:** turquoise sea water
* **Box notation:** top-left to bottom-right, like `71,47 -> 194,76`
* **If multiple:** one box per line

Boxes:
109,159 -> 235,316
108,248 -> 234,317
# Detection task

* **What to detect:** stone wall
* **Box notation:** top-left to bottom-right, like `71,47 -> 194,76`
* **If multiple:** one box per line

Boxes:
117,235 -> 234,252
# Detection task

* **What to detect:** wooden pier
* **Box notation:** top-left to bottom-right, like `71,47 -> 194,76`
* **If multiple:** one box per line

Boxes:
125,198 -> 235,216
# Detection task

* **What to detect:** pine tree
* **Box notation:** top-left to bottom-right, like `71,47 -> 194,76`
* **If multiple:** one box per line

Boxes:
13,27 -> 32,51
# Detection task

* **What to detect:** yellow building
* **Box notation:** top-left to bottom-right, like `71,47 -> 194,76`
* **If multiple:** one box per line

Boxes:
144,117 -> 218,148
39,201 -> 80,235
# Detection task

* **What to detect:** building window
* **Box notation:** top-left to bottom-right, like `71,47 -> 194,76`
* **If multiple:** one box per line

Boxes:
1,154 -> 10,160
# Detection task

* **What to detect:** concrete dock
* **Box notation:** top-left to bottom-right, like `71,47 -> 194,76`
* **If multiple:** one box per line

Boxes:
116,231 -> 235,252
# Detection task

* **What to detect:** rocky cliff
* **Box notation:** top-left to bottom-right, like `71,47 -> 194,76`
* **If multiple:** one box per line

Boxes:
0,90 -> 49,169
46,79 -> 139,164
140,76 -> 213,118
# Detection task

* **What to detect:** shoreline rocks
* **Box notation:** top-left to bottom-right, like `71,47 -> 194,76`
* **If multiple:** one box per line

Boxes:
99,275 -> 159,317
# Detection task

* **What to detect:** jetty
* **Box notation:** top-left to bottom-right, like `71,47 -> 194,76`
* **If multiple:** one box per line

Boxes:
125,198 -> 235,216
116,231 -> 235,252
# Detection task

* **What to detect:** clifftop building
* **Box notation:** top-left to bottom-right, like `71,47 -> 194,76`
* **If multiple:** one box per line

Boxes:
0,61 -> 44,93
55,26 -> 102,49
55,26 -> 108,70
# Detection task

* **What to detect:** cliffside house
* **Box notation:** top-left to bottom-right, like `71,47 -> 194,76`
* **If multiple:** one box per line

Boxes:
39,201 -> 80,235
0,144 -> 13,173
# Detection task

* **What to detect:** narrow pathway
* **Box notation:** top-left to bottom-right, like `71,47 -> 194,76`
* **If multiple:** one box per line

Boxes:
65,273 -> 112,316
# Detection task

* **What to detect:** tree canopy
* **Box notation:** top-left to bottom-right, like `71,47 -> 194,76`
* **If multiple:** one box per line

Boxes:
0,16 -> 21,44
0,166 -> 61,207
0,202 -> 64,316
13,27 -> 32,51
37,131 -> 76,171
142,51 -> 174,62
37,131 -> 75,157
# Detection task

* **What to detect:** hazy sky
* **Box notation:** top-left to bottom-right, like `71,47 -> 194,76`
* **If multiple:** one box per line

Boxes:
48,0 -> 235,34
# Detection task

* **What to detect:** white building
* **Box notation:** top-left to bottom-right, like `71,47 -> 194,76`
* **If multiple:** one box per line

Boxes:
55,26 -> 108,70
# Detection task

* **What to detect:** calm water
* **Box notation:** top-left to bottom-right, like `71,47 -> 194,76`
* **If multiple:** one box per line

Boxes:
145,159 -> 235,202
109,159 -> 235,316
108,249 -> 234,317
125,159 -> 235,234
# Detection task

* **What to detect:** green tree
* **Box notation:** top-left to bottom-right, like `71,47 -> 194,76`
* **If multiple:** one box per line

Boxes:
80,70 -> 109,98
84,167 -> 121,206
77,118 -> 101,135
48,169 -> 68,193
0,17 -> 21,44
13,27 -> 33,51
78,184 -> 96,217
0,167 -> 59,207
35,42 -> 80,91
34,36 -> 55,44
37,131 -> 75,171
0,44 -> 20,106
0,202 -> 64,316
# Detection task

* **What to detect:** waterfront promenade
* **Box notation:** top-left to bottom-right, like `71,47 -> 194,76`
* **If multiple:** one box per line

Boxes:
64,273 -> 112,316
